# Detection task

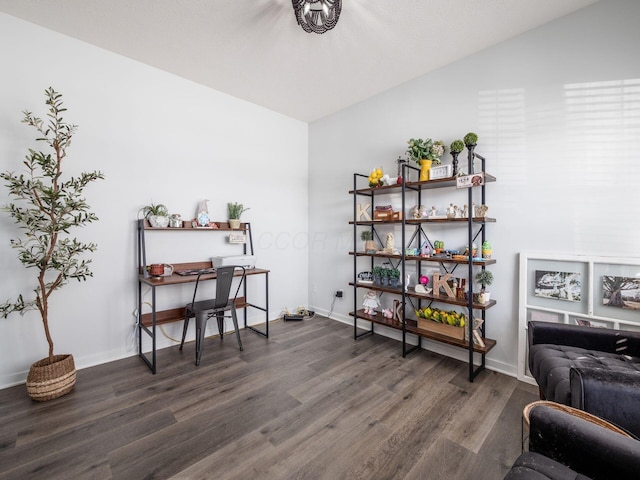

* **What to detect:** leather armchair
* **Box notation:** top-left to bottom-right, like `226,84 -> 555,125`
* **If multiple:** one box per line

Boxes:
505,404 -> 640,480
528,320 -> 640,437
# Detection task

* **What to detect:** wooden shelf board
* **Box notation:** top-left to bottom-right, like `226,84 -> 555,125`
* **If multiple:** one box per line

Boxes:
350,217 -> 495,226
349,252 -> 496,266
350,309 -> 496,354
348,283 -> 496,310
141,297 -> 247,327
143,219 -> 248,231
349,173 -> 496,195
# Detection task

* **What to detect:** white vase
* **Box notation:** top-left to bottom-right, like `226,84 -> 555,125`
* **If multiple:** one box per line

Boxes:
229,219 -> 241,229
149,215 -> 169,228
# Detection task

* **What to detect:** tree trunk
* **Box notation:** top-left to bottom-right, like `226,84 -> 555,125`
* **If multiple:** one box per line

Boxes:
607,289 -> 625,308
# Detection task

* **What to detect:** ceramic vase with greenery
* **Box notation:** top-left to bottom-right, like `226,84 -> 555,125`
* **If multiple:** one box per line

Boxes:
141,202 -> 169,228
0,88 -> 104,401
361,230 -> 376,253
407,138 -> 445,181
227,202 -> 249,229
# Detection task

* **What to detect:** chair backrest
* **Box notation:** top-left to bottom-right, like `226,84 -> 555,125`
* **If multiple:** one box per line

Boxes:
191,265 -> 246,309
213,266 -> 235,309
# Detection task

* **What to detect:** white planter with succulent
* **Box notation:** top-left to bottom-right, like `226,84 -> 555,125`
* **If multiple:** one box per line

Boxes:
142,202 -> 170,228
0,88 -> 104,401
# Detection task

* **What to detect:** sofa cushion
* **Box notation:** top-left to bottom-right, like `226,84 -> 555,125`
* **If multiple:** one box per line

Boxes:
504,452 -> 591,480
529,344 -> 640,404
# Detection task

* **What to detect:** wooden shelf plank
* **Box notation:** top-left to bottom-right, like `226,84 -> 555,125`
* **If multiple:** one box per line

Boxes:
141,297 -> 247,327
348,282 -> 496,310
349,173 -> 496,195
142,219 -> 249,231
350,217 -> 496,225
350,309 -> 496,354
349,252 -> 496,266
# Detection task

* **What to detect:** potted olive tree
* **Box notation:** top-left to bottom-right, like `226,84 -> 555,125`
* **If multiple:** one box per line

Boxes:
0,88 -> 104,401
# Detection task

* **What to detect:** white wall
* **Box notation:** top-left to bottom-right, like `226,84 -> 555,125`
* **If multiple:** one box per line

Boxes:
0,13 -> 309,387
308,0 -> 640,376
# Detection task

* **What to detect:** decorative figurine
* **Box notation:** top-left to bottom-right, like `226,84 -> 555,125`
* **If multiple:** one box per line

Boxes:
362,290 -> 380,315
475,204 -> 489,218
196,199 -> 210,227
429,206 -> 437,218
381,308 -> 393,319
411,205 -> 426,219
384,232 -> 398,254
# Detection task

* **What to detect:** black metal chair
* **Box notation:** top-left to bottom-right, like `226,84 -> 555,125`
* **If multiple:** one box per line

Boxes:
179,265 -> 245,365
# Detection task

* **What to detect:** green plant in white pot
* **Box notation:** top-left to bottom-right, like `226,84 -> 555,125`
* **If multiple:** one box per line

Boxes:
0,88 -> 104,401
475,269 -> 494,304
141,202 -> 169,228
227,202 -> 249,229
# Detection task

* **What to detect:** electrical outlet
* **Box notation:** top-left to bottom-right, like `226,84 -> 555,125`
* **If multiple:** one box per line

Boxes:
312,283 -> 317,293
335,289 -> 343,298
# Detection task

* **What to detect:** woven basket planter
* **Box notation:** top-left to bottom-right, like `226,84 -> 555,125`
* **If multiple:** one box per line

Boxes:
26,354 -> 76,402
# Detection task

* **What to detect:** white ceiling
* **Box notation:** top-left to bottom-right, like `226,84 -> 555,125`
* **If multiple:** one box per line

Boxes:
0,0 -> 598,122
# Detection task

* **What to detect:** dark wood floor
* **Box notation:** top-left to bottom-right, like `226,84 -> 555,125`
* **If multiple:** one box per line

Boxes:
0,316 -> 536,480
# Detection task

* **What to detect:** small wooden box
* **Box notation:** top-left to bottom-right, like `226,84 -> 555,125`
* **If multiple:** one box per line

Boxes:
374,210 -> 392,221
374,210 -> 401,221
417,319 -> 465,340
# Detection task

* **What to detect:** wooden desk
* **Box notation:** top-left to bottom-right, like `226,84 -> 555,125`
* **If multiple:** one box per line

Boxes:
137,261 -> 270,373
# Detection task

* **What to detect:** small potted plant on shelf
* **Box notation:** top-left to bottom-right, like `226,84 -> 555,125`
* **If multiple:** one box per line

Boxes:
475,269 -> 494,304
482,240 -> 492,259
372,266 -> 384,285
463,132 -> 478,147
433,240 -> 444,254
380,267 -> 391,286
227,202 -> 249,229
141,202 -> 170,228
449,139 -> 464,175
389,268 -> 401,288
361,231 -> 376,253
407,138 -> 438,182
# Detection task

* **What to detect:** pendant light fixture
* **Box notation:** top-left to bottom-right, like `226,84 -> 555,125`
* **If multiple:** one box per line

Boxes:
292,0 -> 342,34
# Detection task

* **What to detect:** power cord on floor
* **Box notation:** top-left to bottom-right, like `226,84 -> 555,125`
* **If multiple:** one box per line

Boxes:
278,306 -> 316,321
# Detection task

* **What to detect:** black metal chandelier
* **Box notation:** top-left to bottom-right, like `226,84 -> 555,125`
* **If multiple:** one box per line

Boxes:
292,0 -> 342,34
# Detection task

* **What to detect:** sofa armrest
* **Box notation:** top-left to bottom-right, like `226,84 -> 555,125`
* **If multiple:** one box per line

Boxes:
529,405 -> 640,479
570,367 -> 640,438
528,321 -> 640,355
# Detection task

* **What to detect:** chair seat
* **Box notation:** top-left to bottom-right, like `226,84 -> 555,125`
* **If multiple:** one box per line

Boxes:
504,452 -> 591,480
529,344 -> 640,404
188,299 -> 232,312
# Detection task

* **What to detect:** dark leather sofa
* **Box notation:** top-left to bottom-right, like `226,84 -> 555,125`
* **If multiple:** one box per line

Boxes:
528,320 -> 640,437
504,404 -> 640,480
